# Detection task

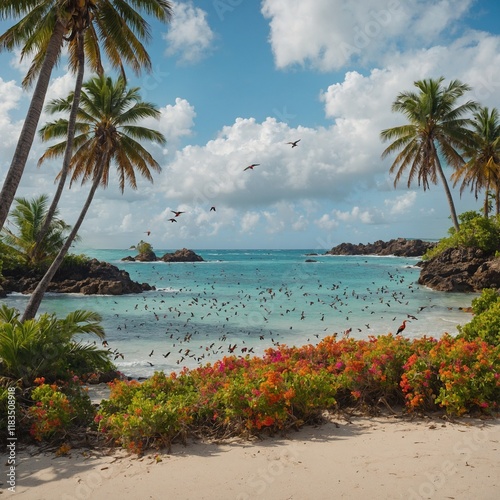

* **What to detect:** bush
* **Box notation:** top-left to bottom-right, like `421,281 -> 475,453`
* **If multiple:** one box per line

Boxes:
457,289 -> 500,344
0,305 -> 115,385
424,211 -> 500,260
92,332 -> 499,454
28,378 -> 95,442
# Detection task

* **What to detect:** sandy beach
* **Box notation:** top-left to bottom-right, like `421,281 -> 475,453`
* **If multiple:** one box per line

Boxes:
9,413 -> 499,500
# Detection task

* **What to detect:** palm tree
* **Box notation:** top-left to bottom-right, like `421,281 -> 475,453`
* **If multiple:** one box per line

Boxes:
451,107 -> 500,218
1,195 -> 75,267
0,0 -> 173,232
21,74 -> 166,321
380,77 -> 478,231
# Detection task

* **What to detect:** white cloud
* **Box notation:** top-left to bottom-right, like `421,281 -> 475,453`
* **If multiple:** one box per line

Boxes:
0,78 -> 23,154
261,0 -> 475,71
385,191 -> 417,215
315,214 -> 338,231
163,1 -> 215,64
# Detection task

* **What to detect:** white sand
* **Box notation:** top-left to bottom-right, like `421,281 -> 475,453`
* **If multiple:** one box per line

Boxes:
8,414 -> 499,500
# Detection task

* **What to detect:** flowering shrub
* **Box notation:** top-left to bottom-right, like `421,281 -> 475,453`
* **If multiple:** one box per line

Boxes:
28,378 -> 94,441
400,335 -> 500,415
23,332 -> 499,453
433,336 -> 500,415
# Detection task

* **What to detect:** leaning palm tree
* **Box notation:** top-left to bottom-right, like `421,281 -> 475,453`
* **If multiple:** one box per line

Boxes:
451,107 -> 500,218
0,0 -> 173,232
380,77 -> 478,231
21,74 -> 166,321
1,194 -> 75,267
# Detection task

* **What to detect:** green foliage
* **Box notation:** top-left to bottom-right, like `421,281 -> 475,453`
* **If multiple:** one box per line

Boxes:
424,211 -> 500,259
130,240 -> 153,255
0,305 -> 115,385
402,335 -> 500,415
457,289 -> 500,344
1,195 -> 75,268
94,333 -> 500,454
28,378 -> 95,442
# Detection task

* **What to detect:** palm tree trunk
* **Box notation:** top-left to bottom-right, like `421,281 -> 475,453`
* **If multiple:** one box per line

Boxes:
36,31 -> 86,248
21,159 -> 106,322
484,188 -> 490,219
435,155 -> 460,231
0,21 -> 66,232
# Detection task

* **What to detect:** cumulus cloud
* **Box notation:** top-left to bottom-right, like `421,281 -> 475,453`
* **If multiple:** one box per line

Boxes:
385,191 -> 417,215
261,0 -> 474,71
163,1 -> 215,64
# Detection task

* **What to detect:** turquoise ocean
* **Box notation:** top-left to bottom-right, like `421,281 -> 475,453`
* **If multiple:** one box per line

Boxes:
1,249 -> 477,379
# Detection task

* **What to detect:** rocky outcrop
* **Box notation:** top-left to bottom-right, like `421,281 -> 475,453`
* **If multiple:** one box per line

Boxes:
326,238 -> 436,257
160,248 -> 204,263
122,248 -> 203,263
417,247 -> 500,292
1,259 -> 153,295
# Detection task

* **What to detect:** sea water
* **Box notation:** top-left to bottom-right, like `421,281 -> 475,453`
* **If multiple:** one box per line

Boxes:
1,249 -> 477,378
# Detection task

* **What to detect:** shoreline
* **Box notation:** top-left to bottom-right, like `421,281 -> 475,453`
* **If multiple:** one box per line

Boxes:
10,413 -> 499,500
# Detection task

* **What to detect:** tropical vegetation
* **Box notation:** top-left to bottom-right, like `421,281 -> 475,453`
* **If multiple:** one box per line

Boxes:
1,195 -> 75,268
0,0 -> 173,232
423,210 -> 500,260
451,106 -> 500,217
21,74 -> 166,321
1,295 -> 499,451
0,304 -> 113,385
381,77 -> 478,232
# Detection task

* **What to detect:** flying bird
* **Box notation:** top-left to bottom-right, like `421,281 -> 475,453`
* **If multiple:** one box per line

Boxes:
244,163 -> 260,171
168,218 -> 178,223
210,206 -> 216,212
144,231 -> 151,236
396,320 -> 408,335
171,210 -> 185,217
286,139 -> 301,148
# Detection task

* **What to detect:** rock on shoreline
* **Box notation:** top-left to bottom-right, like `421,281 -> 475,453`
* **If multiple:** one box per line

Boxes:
1,258 -> 153,295
417,247 -> 500,292
326,238 -> 436,257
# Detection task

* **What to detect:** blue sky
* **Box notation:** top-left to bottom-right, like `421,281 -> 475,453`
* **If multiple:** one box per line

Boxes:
1,0 -> 500,250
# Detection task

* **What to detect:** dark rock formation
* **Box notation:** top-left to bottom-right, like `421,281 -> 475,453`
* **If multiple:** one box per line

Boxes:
417,247 -> 500,292
160,248 -> 204,263
134,250 -> 157,262
326,238 -> 436,257
1,258 -> 153,295
122,248 -> 203,263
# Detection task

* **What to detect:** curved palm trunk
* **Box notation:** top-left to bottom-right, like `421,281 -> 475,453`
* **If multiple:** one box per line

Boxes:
434,154 -> 460,231
21,159 -> 106,321
0,21 -> 66,231
36,31 -> 86,248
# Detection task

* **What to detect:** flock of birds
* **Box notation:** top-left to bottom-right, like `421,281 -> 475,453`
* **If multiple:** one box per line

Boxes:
143,139 -> 302,235
93,135 -> 455,375
95,256 -> 445,376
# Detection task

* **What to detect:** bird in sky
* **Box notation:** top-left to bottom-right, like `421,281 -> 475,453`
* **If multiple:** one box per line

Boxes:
144,230 -> 151,236
396,320 -> 408,335
168,218 -> 178,223
210,206 -> 216,212
286,139 -> 301,148
244,163 -> 260,171
171,210 -> 185,217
